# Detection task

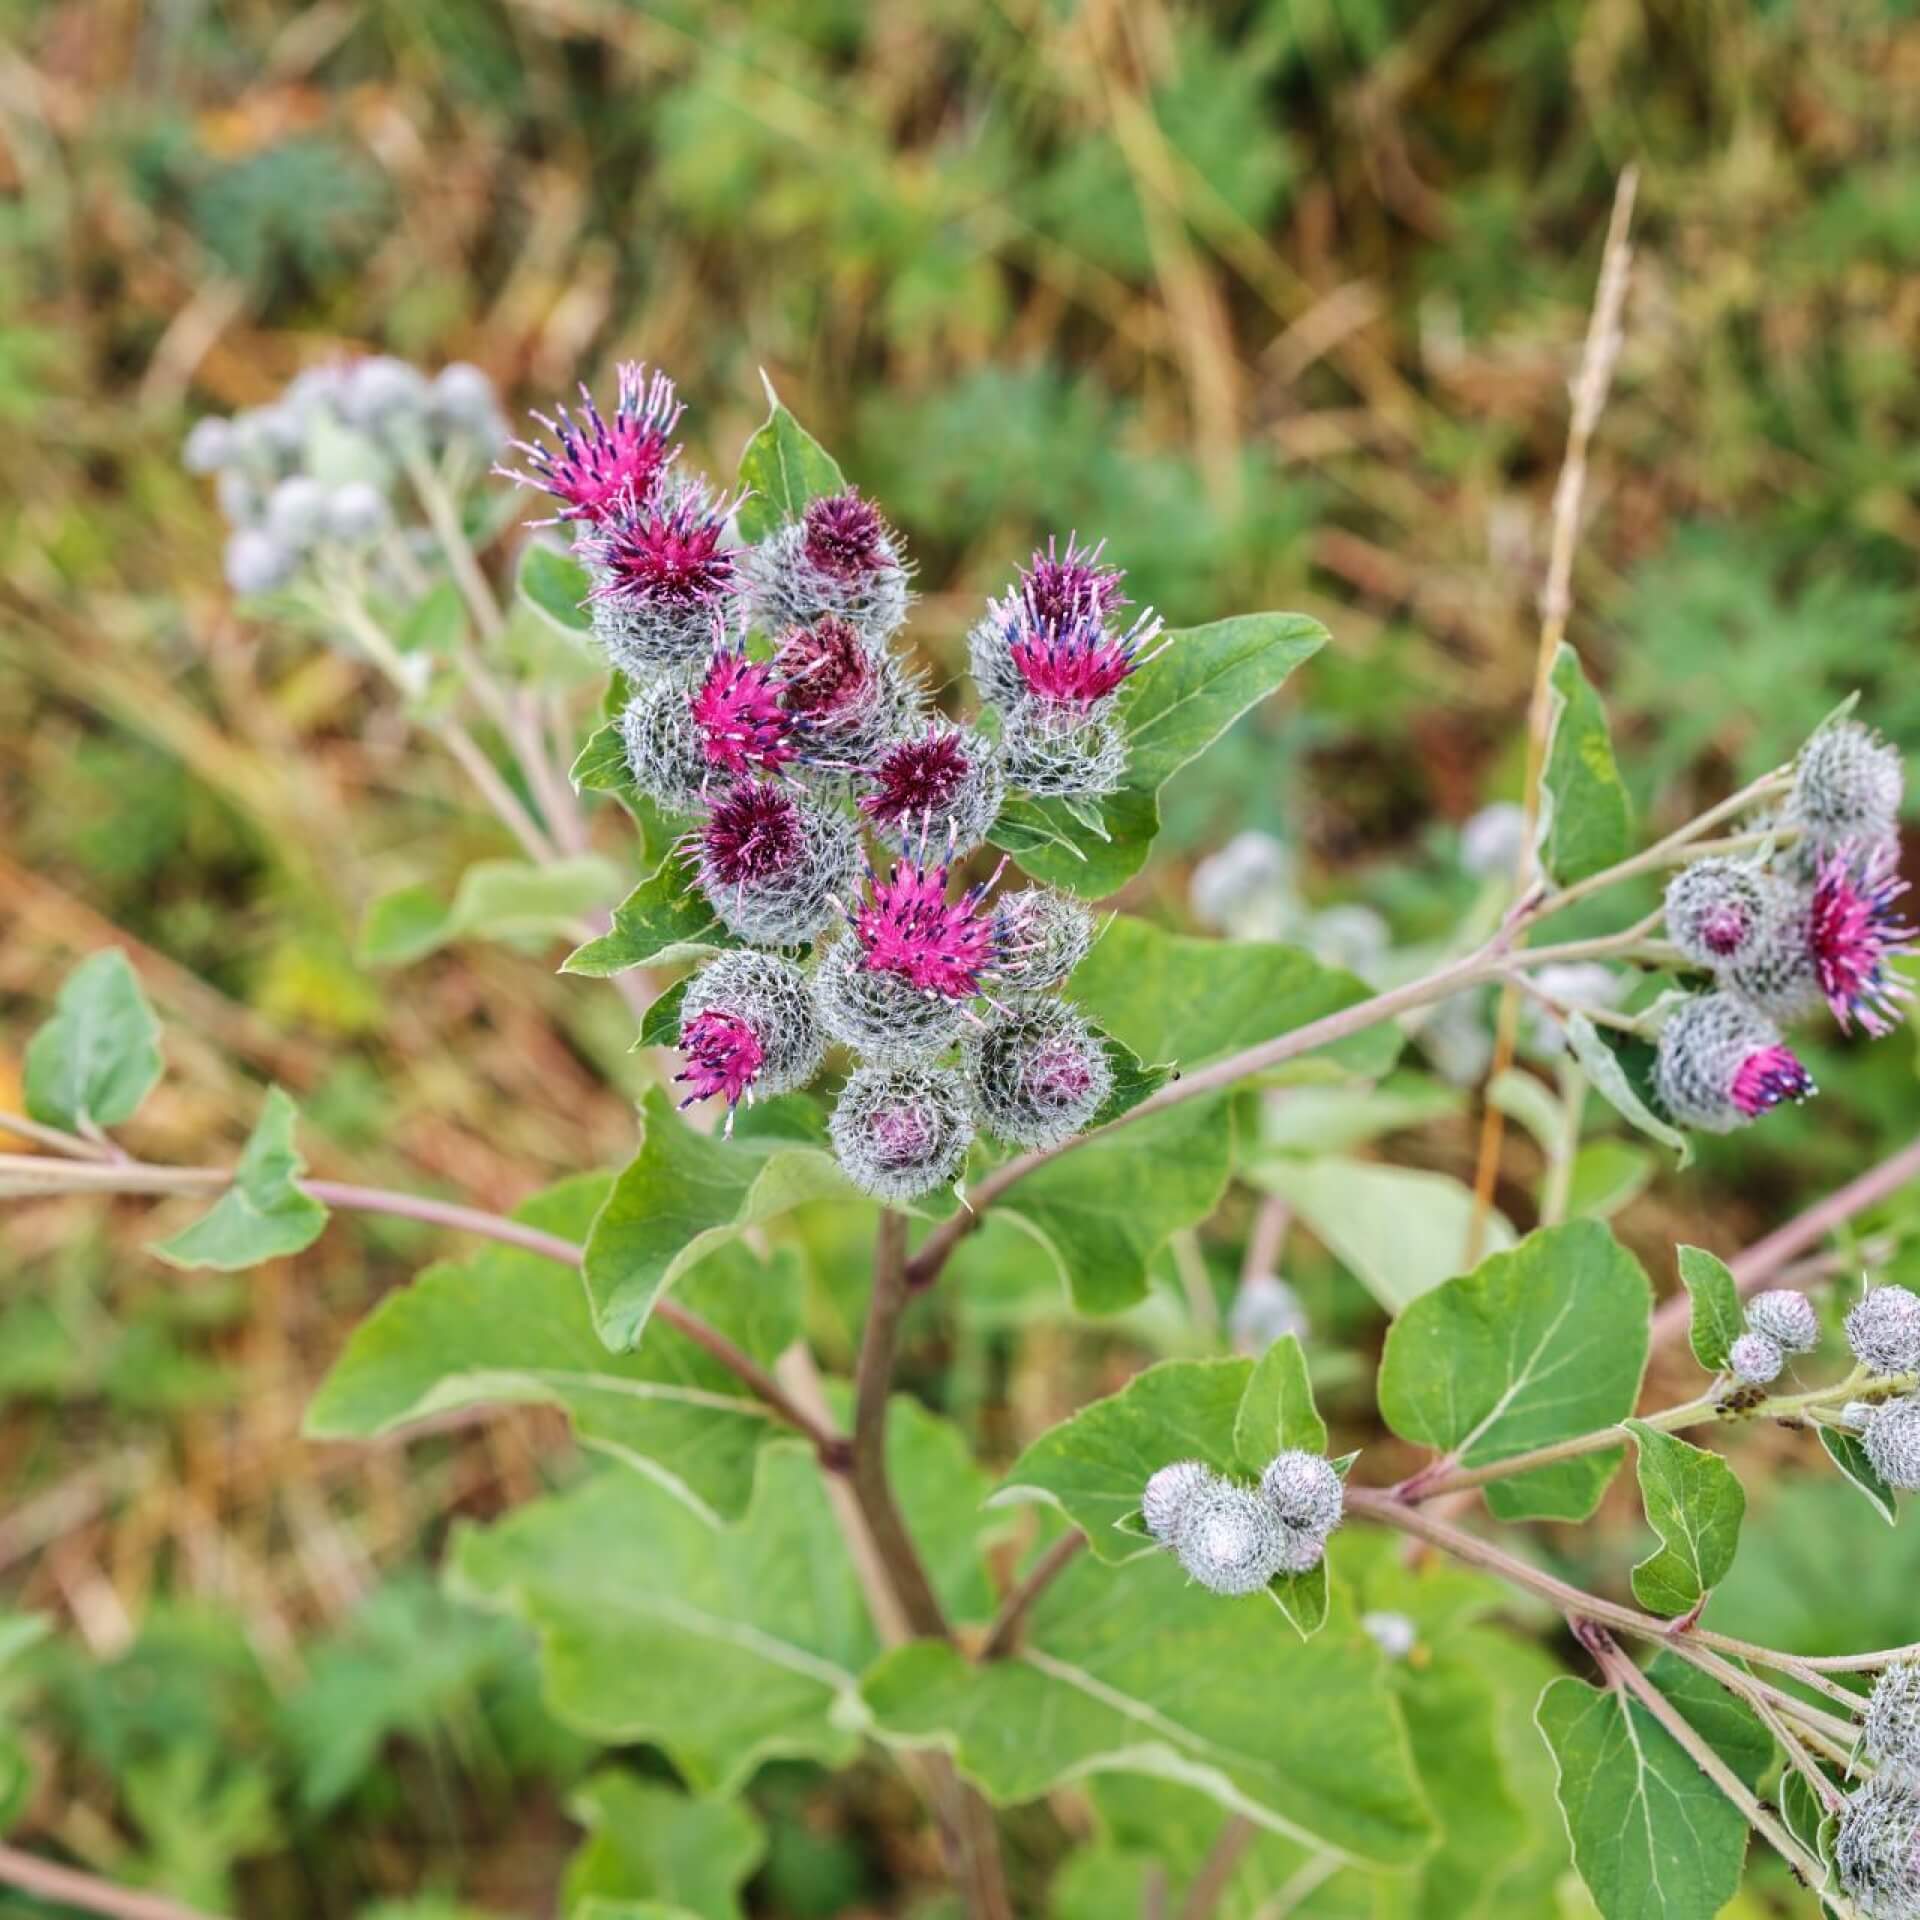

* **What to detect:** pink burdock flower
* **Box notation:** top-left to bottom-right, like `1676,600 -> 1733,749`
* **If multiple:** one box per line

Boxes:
677,1009 -> 765,1111
775,615 -> 876,725
858,722 -> 1003,856
1810,843 -> 1915,1036
802,490 -> 895,579
694,780 -> 857,947
499,363 -> 682,525
1729,1044 -> 1817,1118
1654,990 -> 1815,1133
580,477 -> 745,676
852,849 -> 1003,1001
1008,605 -> 1167,709
691,643 -> 797,778
1020,533 -> 1128,629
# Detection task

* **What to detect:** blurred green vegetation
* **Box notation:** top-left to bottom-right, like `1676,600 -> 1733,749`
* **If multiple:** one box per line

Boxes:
4,0 -> 1919,1913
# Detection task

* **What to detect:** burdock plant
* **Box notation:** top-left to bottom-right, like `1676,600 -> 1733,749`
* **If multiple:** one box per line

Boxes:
17,279 -> 1920,1920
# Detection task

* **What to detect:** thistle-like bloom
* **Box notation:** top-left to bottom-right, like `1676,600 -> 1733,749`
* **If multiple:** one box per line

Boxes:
1866,1664 -> 1920,1772
772,614 -> 909,760
859,722 -> 1004,856
619,676 -> 710,812
811,930 -> 970,1065
746,490 -> 911,642
499,362 -> 682,525
691,643 -> 798,778
1865,1394 -> 1920,1493
963,998 -> 1112,1150
1846,1285 -> 1920,1379
1664,858 -> 1771,968
582,476 -> 744,678
850,848 -> 1002,1001
1728,1330 -> 1784,1386
1652,991 -> 1815,1133
990,887 -> 1096,992
1258,1451 -> 1345,1541
1837,1769 -> 1920,1920
1745,1289 -> 1818,1355
1789,718 -> 1905,856
1809,843 -> 1915,1036
1007,605 -> 1166,710
998,702 -> 1129,800
1173,1481 -> 1289,1595
829,1065 -> 974,1202
1020,533 -> 1128,629
675,951 -> 825,1119
694,781 -> 857,947
1141,1460 -> 1212,1544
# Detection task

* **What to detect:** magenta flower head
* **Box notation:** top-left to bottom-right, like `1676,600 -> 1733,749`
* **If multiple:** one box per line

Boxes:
1020,533 -> 1128,630
851,845 -> 1004,1001
1007,605 -> 1166,711
579,474 -> 745,678
691,641 -> 798,779
859,722 -> 1004,857
675,951 -> 824,1126
745,488 -> 911,643
1653,990 -> 1816,1133
499,362 -> 682,526
772,614 -> 918,766
694,779 -> 858,947
1809,842 -> 1915,1036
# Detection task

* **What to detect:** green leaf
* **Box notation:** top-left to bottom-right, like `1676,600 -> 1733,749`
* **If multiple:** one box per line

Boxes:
563,1770 -> 763,1920
1488,1069 -> 1564,1154
517,542 -> 593,635
1675,1245 -> 1744,1375
1265,1561 -> 1330,1641
993,1098 -> 1234,1315
1536,1657 -> 1767,1920
457,1411 -> 992,1791
1242,1158 -> 1515,1315
1234,1334 -> 1327,1467
637,976 -> 692,1050
1377,1221 -> 1650,1521
1626,1420 -> 1747,1617
1084,1023 -> 1173,1129
1566,1015 -> 1692,1167
733,386 -> 846,543
1069,914 -> 1401,1080
151,1088 -> 328,1271
1535,643 -> 1633,887
571,717 -> 630,796
360,856 -> 620,967
994,1358 -> 1252,1561
306,1177 -> 804,1526
24,949 -> 163,1134
583,1088 -> 848,1350
395,579 -> 465,656
1564,1139 -> 1653,1220
990,614 -> 1327,897
858,1546 -> 1433,1869
564,855 -> 747,977
1819,1425 -> 1899,1525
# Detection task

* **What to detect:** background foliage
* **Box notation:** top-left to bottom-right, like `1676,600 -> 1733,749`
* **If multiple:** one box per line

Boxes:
4,0 -> 1920,1913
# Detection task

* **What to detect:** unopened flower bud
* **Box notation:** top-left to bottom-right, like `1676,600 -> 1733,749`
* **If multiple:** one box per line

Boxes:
990,887 -> 1095,993
1865,1663 -> 1920,1773
1258,1450 -> 1345,1539
183,416 -> 235,474
266,475 -> 330,550
1745,1288 -> 1818,1355
1723,881 -> 1824,1024
1664,858 -> 1772,968
1847,1286 -> 1920,1379
1173,1481 -> 1288,1597
746,490 -> 911,645
1141,1460 -> 1212,1544
223,528 -> 295,596
1836,1769 -> 1920,1919
431,362 -> 499,433
326,481 -> 392,545
1652,991 -> 1815,1133
1789,719 -> 1905,856
343,355 -> 430,434
618,676 -> 710,812
1729,1330 -> 1784,1386
964,998 -> 1112,1151
998,702 -> 1128,799
1864,1394 -> 1920,1492
829,1065 -> 974,1202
